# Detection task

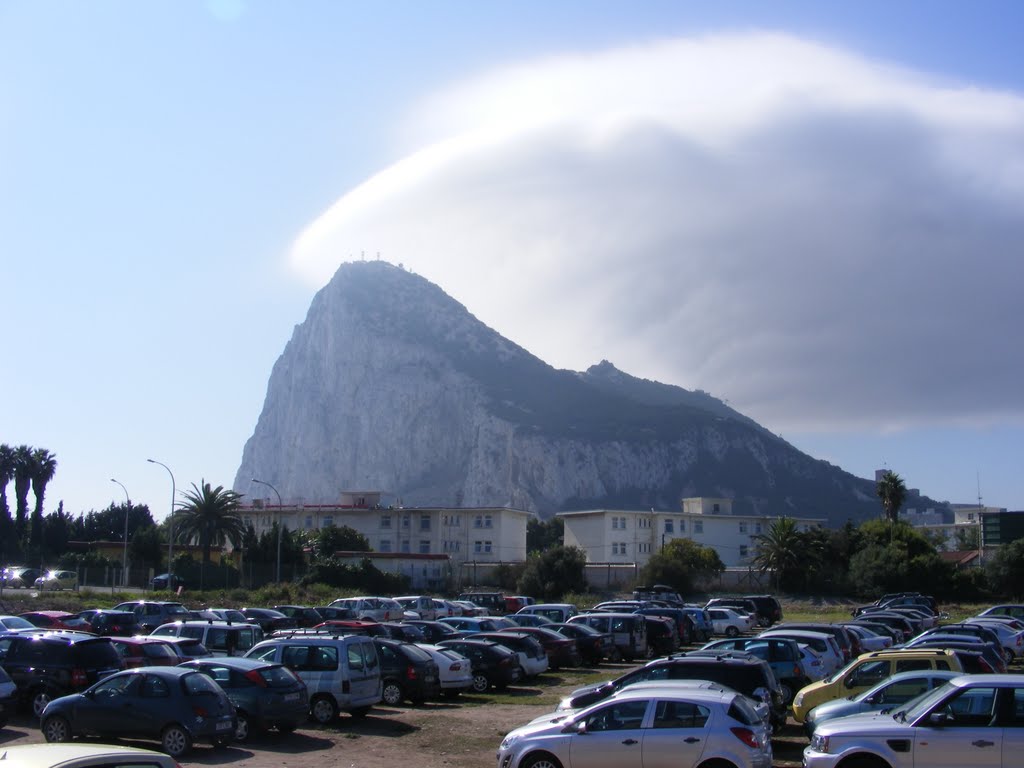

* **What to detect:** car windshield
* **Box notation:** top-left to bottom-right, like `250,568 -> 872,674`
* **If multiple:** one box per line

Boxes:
0,617 -> 34,629
897,681 -> 956,722
166,605 -> 189,616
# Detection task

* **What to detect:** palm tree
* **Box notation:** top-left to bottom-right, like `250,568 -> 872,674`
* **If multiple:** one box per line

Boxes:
173,480 -> 246,589
12,445 -> 33,538
876,470 -> 907,524
0,444 -> 14,529
29,448 -> 57,555
752,516 -> 804,591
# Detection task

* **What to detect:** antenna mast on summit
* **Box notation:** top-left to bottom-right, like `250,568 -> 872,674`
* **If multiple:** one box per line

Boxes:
976,470 -> 984,565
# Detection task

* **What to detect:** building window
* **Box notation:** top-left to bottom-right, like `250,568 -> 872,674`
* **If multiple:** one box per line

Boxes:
693,520 -> 703,534
484,514 -> 493,528
443,515 -> 448,526
739,521 -> 748,534
323,516 -> 334,528
474,540 -> 492,554
611,517 -> 619,530
402,515 -> 410,528
401,540 -> 410,553
474,515 -> 483,528
968,513 -> 975,521
420,514 -> 431,530
379,539 -> 392,552
419,540 -> 430,554
304,516 -> 313,529
664,520 -> 674,533
678,518 -> 685,532
712,503 -> 720,513
739,544 -> 749,558
381,514 -> 392,529
754,522 -> 762,534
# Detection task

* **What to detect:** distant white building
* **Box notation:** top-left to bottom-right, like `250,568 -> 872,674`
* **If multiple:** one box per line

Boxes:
558,497 -> 825,569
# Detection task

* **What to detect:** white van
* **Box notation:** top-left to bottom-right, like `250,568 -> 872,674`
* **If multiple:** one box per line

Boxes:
245,634 -> 382,723
151,620 -> 263,656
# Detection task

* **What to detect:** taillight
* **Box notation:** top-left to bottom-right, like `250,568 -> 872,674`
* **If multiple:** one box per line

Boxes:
793,664 -> 802,677
244,670 -> 268,687
499,656 -> 512,667
406,665 -> 418,680
71,668 -> 87,687
730,727 -> 760,748
193,705 -> 209,717
449,662 -> 461,671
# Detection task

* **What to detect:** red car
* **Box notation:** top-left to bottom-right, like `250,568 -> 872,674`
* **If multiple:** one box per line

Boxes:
19,611 -> 94,633
108,636 -> 181,668
499,626 -> 582,669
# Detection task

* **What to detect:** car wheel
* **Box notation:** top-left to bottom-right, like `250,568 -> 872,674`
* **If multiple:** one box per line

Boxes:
161,724 -> 193,757
441,690 -> 461,698
778,682 -> 793,705
234,711 -> 251,742
381,681 -> 404,707
520,751 -> 564,768
31,690 -> 54,718
725,625 -> 740,638
1005,648 -> 1014,665
310,695 -> 338,724
470,673 -> 490,693
42,715 -> 71,743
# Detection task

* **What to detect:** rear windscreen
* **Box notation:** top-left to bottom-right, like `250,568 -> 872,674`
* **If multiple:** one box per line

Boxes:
259,665 -> 301,687
72,640 -> 121,667
141,643 -> 179,661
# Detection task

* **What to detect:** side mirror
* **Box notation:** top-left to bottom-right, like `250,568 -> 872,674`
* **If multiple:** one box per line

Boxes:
575,721 -> 588,735
928,712 -> 951,728
844,677 -> 856,689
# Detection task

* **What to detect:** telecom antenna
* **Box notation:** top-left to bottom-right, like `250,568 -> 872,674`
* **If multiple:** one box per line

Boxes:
976,470 -> 984,565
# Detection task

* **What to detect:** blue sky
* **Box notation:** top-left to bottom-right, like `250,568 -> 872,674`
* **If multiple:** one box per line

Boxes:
3,1 -> 1022,521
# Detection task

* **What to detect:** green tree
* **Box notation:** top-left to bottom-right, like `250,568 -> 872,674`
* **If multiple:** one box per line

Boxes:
639,538 -> 724,594
173,480 -> 246,589
41,502 -> 75,560
12,444 -> 33,537
752,517 -> 806,591
954,525 -> 981,551
876,470 -> 907,525
80,503 -> 156,542
308,524 -> 370,560
517,545 -> 588,601
527,516 -> 564,554
0,444 -> 16,562
986,539 -> 1024,599
129,524 -> 165,573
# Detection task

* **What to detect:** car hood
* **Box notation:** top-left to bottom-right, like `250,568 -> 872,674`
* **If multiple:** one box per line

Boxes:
807,697 -> 866,723
508,713 -> 575,739
813,710 -> 909,737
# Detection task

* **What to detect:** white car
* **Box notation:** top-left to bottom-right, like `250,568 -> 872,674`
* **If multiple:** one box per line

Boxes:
416,643 -> 473,696
798,643 -> 828,682
328,596 -> 403,622
432,598 -> 462,618
0,744 -> 181,768
33,570 -> 78,591
759,630 -> 844,677
498,687 -> 772,768
964,618 -> 1024,660
706,607 -> 754,637
842,624 -> 892,652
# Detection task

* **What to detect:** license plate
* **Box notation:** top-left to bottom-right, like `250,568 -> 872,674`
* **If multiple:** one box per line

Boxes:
215,720 -> 232,731
284,692 -> 300,702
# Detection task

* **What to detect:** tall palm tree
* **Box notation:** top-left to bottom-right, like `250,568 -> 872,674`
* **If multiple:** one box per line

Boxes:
752,516 -> 804,591
173,480 -> 246,589
12,445 -> 33,538
0,444 -> 14,528
29,448 -> 57,554
876,470 -> 907,524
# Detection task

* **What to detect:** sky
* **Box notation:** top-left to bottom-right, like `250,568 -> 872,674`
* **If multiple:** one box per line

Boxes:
3,1 -> 1023,522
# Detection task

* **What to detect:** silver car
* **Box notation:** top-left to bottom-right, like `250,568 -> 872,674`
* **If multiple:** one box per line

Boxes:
497,687 -> 772,768
804,673 -> 1024,768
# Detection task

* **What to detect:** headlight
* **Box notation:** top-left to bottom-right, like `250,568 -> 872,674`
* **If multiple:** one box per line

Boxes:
809,734 -> 830,753
499,733 -> 519,751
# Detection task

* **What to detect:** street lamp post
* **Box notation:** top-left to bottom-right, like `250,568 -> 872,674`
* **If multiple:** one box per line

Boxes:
147,459 -> 176,588
251,478 -> 283,583
110,478 -> 130,586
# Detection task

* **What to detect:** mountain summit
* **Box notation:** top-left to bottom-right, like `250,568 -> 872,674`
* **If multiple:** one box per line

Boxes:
234,261 -> 883,524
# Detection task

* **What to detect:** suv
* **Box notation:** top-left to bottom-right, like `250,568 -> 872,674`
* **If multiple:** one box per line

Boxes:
374,638 -> 441,705
112,601 -> 190,633
744,595 -> 784,626
245,634 -> 381,723
456,591 -> 505,615
151,621 -> 264,656
76,610 -> 142,637
1,633 -> 123,716
791,648 -> 963,723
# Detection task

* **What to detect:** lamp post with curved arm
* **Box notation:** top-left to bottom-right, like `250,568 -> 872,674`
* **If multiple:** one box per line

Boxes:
251,478 -> 284,583
147,459 -> 176,587
110,478 -> 130,586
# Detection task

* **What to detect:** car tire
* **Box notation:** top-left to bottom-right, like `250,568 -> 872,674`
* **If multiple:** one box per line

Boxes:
520,751 -> 564,768
381,681 -> 404,707
310,695 -> 338,724
725,625 -> 740,638
829,756 -> 890,768
42,715 -> 72,743
441,690 -> 461,698
470,673 -> 490,693
161,724 -> 193,757
778,682 -> 793,705
234,711 -> 251,742
31,689 -> 54,719
349,706 -> 371,719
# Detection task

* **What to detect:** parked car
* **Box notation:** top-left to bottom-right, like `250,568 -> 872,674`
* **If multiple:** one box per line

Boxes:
33,571 -> 78,591
405,620 -> 462,644
804,673 -> 1023,768
905,634 -> 1007,673
272,605 -> 324,628
549,622 -> 615,666
244,634 -> 381,723
312,605 -> 358,621
791,648 -> 963,723
40,666 -> 235,756
431,598 -> 462,618
770,623 -> 856,664
328,597 -> 403,623
759,630 -> 845,678
702,636 -> 810,704
2,633 -> 124,717
0,664 -> 16,727
500,626 -> 582,669
681,606 -> 715,642
706,598 -> 762,626
915,623 -> 1004,659
439,616 -> 514,635
19,612 -> 93,633
498,686 -> 772,768
395,596 -> 439,621
644,615 -> 681,655
150,573 -> 186,591
436,638 -> 522,692
76,610 -> 141,637
311,620 -> 390,637
2,567 -> 41,588
451,600 -> 486,617
0,615 -> 40,633
382,622 -> 427,642
455,591 -> 505,615
204,607 -> 250,623
108,637 -> 181,669
241,608 -> 298,634
631,584 -> 686,605
504,613 -> 554,628
978,604 -> 1024,621
112,601 -> 190,634
706,607 -> 755,637
515,603 -> 578,623
839,623 -> 892,652
416,644 -> 473,697
151,621 -> 264,657
0,744 -> 184,768
567,613 -> 648,661
503,596 -> 535,614
472,632 -> 549,679
374,638 -> 441,705
180,656 -> 308,740
743,595 -> 784,627
964,617 -> 1024,661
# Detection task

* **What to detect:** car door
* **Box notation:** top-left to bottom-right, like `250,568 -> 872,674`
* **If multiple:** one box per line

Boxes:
75,674 -> 148,736
569,698 -> 650,768
347,639 -> 381,705
641,699 -> 711,768
912,684 -> 1002,768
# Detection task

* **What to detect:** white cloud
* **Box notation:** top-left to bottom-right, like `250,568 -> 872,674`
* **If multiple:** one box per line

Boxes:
290,32 -> 1024,432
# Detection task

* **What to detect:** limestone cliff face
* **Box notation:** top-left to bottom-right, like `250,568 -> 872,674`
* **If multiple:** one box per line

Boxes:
234,261 -> 887,525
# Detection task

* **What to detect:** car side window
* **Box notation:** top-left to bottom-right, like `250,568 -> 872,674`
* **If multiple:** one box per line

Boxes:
1008,689 -> 1024,727
94,674 -> 141,697
653,700 -> 710,729
847,660 -> 889,688
237,629 -> 254,652
878,678 -> 930,705
348,644 -> 365,672
896,659 -> 932,673
935,686 -> 998,727
583,700 -> 649,732
311,646 -> 338,671
249,646 -> 278,663
207,629 -> 229,652
141,675 -> 170,698
282,646 -> 310,669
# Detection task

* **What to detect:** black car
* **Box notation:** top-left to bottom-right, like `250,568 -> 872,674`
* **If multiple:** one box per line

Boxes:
437,638 -> 522,692
151,573 -> 188,591
1,633 -> 124,717
313,606 -> 359,621
743,595 -> 784,626
241,608 -> 298,633
112,601 -> 191,634
644,615 -> 680,655
549,622 -> 614,666
77,610 -> 142,637
374,638 -> 440,705
272,605 -> 324,628
406,620 -> 461,644
180,657 -> 308,741
382,622 -> 427,642
41,666 -> 235,756
471,632 -> 548,678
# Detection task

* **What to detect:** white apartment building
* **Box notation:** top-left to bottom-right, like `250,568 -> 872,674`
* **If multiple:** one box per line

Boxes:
241,490 -> 531,568
559,497 -> 825,568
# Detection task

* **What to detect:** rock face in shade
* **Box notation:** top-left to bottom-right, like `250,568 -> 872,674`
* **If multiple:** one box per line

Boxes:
234,261 -> 900,525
